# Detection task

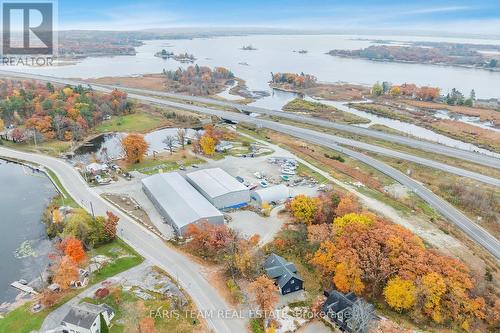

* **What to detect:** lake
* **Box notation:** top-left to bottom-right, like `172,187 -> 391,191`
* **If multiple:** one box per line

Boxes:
0,160 -> 56,306
3,34 -> 500,99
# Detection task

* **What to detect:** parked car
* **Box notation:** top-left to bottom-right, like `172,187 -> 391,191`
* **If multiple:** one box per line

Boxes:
260,180 -> 269,188
254,172 -> 263,179
191,164 -> 199,168
236,176 -> 244,183
248,184 -> 258,190
282,168 -> 296,175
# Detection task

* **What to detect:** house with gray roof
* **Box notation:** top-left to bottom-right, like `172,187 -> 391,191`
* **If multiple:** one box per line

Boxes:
61,302 -> 114,333
263,253 -> 303,295
321,290 -> 375,333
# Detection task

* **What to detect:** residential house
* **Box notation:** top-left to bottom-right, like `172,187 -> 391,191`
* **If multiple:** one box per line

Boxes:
263,253 -> 303,295
321,290 -> 374,332
61,302 -> 114,333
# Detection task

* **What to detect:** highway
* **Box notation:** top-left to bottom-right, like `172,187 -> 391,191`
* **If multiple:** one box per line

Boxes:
0,147 -> 247,333
118,92 -> 500,260
0,71 -> 498,187
96,84 -> 500,169
1,71 -> 499,258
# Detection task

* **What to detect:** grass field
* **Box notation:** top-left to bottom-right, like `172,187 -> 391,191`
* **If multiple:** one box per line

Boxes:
94,112 -> 170,133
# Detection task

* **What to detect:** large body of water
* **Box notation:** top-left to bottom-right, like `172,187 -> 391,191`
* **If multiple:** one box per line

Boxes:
4,34 -> 500,99
3,34 -> 499,154
0,161 -> 56,305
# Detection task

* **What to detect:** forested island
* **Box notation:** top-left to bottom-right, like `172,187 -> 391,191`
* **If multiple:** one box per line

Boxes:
328,41 -> 500,70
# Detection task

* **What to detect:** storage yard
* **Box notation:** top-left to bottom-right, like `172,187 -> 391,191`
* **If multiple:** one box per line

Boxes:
96,139 -> 325,239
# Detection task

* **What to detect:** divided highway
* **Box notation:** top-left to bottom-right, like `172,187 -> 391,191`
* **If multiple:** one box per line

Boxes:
1,71 -> 499,259
122,92 -> 500,260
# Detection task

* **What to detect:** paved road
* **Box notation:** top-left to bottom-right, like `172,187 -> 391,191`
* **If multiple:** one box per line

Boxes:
41,262 -> 150,332
95,84 -> 500,169
1,71 -> 498,257
0,147 -> 247,333
0,71 -> 498,186
106,93 -> 500,260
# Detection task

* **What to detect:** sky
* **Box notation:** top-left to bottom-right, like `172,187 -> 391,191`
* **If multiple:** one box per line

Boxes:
54,0 -> 500,35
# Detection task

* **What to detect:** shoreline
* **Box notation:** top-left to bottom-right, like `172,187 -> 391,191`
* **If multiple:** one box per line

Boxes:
0,158 -> 59,315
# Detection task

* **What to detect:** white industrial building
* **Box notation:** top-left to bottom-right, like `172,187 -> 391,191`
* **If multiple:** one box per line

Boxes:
186,168 -> 250,209
251,184 -> 291,206
142,172 -> 224,235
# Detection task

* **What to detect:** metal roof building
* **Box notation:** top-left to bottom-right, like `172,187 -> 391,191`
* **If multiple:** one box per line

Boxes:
142,172 -> 224,235
251,184 -> 291,206
186,168 -> 250,209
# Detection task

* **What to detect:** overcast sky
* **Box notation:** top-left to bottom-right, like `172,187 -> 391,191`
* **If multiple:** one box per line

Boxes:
55,0 -> 500,35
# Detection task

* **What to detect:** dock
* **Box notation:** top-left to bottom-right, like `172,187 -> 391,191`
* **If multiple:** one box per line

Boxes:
10,281 -> 38,295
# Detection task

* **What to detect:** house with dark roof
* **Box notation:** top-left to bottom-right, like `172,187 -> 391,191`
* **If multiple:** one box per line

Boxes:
61,302 -> 114,333
263,253 -> 303,295
321,290 -> 374,332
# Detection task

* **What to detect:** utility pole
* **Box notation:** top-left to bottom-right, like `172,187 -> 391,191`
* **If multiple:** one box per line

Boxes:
90,201 -> 95,219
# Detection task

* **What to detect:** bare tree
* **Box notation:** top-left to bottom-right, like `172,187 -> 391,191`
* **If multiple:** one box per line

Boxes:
176,128 -> 186,150
163,135 -> 176,155
350,299 -> 375,333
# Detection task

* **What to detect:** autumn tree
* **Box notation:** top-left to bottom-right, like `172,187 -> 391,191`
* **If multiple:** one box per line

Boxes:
40,290 -> 61,307
121,133 -> 149,163
104,211 -> 119,241
184,221 -> 237,260
200,135 -> 216,155
383,277 -> 416,312
332,213 -> 372,235
287,195 -> 320,225
53,255 -> 78,289
334,194 -> 359,217
60,236 -> 86,265
250,275 -> 278,316
0,118 -> 4,132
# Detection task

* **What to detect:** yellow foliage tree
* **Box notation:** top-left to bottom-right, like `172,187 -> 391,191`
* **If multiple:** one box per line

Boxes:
62,87 -> 73,96
288,194 -> 319,225
0,118 -> 4,132
332,213 -> 372,234
261,201 -> 271,216
383,277 -> 416,312
420,272 -> 447,323
200,135 -> 216,155
390,86 -> 401,97
52,209 -> 62,224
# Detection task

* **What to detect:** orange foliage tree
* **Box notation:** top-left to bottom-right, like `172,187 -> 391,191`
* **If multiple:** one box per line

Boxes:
138,316 -> 156,333
53,255 -> 79,289
60,236 -> 86,265
121,133 -> 149,163
104,211 -> 119,241
249,275 -> 279,316
334,194 -> 359,217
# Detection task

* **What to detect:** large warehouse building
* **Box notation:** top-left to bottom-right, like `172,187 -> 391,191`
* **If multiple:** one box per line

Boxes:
186,168 -> 250,210
142,172 -> 224,235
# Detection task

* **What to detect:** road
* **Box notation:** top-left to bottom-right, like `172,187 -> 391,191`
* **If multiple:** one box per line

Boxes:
0,71 -> 499,257
0,70 -> 498,186
0,147 -> 248,333
94,84 -> 500,169
107,93 -> 500,260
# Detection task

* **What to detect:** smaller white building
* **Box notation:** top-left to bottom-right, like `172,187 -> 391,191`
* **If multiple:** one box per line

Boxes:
251,184 -> 291,206
61,302 -> 114,333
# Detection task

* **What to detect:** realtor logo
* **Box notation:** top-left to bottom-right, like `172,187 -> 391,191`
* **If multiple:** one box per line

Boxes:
2,1 -> 54,55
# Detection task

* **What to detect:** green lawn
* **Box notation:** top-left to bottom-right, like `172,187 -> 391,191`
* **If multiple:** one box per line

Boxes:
94,112 -> 169,133
126,154 -> 205,175
0,138 -> 72,156
0,239 -> 143,333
